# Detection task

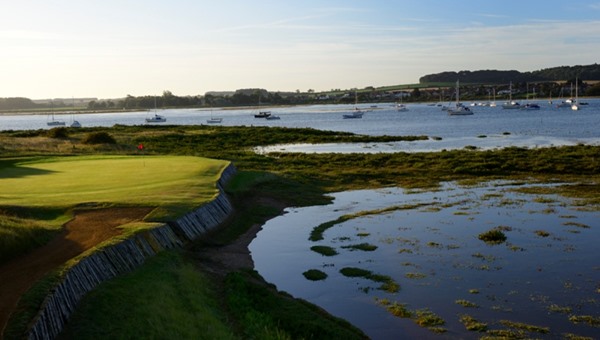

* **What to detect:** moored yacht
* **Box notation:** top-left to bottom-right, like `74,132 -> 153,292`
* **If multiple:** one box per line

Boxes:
502,82 -> 521,109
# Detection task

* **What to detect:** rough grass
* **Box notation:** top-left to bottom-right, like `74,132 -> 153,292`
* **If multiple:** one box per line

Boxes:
224,270 -> 366,339
60,251 -> 236,339
0,207 -> 71,263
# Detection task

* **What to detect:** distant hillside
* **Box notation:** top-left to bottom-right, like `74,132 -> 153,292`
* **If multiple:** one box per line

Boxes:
419,63 -> 600,84
0,97 -> 39,110
0,97 -> 97,111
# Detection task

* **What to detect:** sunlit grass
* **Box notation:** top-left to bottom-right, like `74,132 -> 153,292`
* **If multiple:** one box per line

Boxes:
0,155 -> 228,263
0,155 -> 227,211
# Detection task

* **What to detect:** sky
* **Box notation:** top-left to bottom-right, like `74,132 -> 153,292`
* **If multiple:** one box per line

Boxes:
1,0 -> 600,99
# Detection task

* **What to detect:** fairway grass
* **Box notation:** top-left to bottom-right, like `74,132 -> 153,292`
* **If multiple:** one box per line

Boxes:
1,155 -> 229,213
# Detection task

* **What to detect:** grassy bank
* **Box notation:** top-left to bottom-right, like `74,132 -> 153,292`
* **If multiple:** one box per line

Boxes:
58,170 -> 365,339
62,251 -> 365,339
2,125 -> 599,338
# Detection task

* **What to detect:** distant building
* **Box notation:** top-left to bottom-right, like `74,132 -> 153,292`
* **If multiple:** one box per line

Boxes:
393,91 -> 411,98
33,98 -> 97,105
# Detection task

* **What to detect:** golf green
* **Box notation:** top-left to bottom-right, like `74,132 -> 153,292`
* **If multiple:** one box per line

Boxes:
1,155 -> 230,208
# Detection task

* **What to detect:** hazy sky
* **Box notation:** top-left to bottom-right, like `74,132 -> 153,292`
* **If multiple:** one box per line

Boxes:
2,0 -> 600,99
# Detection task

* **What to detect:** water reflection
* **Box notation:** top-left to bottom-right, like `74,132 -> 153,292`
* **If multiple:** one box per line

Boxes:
250,182 -> 599,339
255,135 -> 600,154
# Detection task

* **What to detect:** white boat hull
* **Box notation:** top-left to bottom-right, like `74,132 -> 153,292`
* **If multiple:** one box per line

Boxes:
146,114 -> 166,123
47,121 -> 66,126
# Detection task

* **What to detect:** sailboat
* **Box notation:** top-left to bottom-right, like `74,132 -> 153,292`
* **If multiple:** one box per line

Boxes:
521,84 -> 540,110
489,87 -> 497,107
70,117 -> 82,128
145,97 -> 166,123
46,101 -> 66,126
396,92 -> 408,112
70,98 -> 81,128
47,113 -> 66,126
254,92 -> 272,118
206,108 -> 222,123
447,80 -> 473,115
502,82 -> 521,109
343,91 -> 364,118
556,86 -> 571,108
571,77 -> 580,111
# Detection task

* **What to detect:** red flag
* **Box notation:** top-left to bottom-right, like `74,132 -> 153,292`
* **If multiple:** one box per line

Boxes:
137,143 -> 144,150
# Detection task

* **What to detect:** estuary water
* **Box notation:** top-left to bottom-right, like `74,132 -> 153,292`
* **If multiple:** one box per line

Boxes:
1,99 -> 599,152
250,182 -> 600,339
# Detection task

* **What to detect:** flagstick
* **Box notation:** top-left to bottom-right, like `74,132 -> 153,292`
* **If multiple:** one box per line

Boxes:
138,143 -> 145,167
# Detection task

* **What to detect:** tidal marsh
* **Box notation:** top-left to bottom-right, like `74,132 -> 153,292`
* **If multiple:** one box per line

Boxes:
251,181 -> 599,339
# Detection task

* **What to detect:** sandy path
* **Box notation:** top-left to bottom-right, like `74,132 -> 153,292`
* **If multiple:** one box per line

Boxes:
0,207 -> 152,337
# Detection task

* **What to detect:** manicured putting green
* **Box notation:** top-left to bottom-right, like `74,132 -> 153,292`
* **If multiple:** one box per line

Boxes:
0,155 -> 229,208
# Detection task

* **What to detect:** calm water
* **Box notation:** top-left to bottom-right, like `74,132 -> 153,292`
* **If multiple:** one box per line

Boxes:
2,100 -> 600,152
250,183 -> 600,339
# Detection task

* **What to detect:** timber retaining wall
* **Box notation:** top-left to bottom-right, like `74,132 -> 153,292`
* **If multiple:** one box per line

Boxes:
25,163 -> 237,340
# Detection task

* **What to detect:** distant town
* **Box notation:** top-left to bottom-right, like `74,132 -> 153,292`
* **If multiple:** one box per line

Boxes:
1,63 -> 599,112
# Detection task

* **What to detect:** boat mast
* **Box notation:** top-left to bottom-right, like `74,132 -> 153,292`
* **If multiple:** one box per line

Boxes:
456,80 -> 459,106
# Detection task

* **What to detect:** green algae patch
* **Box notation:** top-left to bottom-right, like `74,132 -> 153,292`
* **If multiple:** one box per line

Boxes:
478,228 -> 507,244
459,314 -> 487,332
499,319 -> 550,334
303,269 -> 328,281
309,202 -> 435,241
310,245 -> 338,256
455,299 -> 479,308
341,243 -> 378,252
340,267 -> 400,293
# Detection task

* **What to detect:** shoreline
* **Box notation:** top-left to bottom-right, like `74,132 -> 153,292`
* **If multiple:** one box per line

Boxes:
0,104 -> 298,117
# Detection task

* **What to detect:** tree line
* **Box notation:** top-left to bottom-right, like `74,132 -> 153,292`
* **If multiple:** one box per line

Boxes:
0,97 -> 74,111
419,63 -> 600,84
91,89 -> 306,110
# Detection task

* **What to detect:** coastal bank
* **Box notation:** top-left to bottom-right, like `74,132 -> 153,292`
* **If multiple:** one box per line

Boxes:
22,164 -> 237,340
